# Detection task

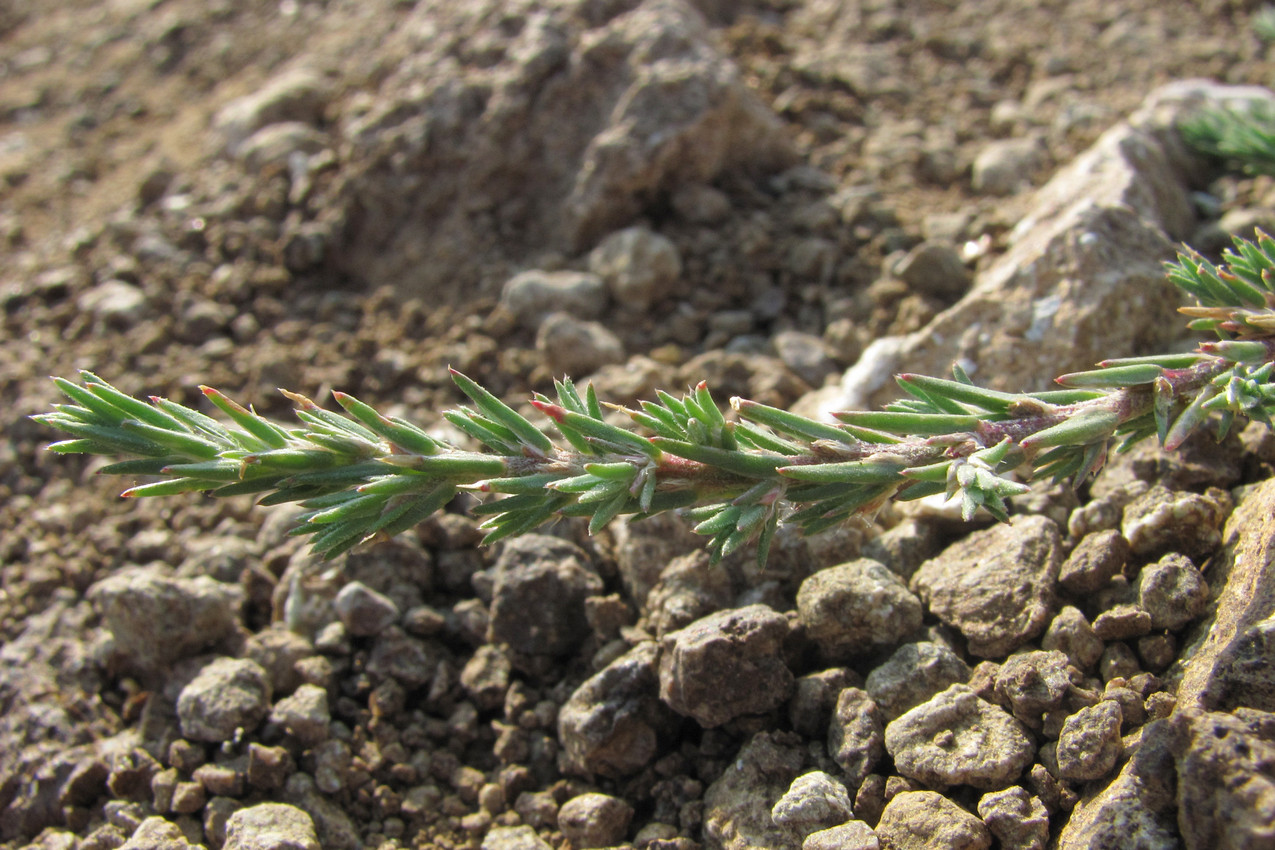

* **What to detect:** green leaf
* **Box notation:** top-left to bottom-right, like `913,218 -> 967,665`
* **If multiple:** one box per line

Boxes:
1020,409 -> 1119,451
200,386 -> 289,449
450,369 -> 554,455
778,459 -> 906,485
834,410 -> 981,436
651,438 -> 786,479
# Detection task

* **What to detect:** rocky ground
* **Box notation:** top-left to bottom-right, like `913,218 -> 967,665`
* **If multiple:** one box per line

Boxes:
3,1 -> 1275,848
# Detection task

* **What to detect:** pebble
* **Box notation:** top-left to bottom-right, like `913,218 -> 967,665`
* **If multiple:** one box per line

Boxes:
213,67 -> 332,153
803,820 -> 881,850
176,658 -> 272,743
993,650 -> 1076,730
499,269 -> 607,329
535,312 -> 627,376
875,791 -> 991,849
1055,699 -> 1123,781
977,786 -> 1049,850
481,825 -> 553,850
789,667 -> 861,738
892,240 -> 971,299
1058,529 -> 1130,595
365,627 -> 436,689
332,580 -> 400,637
910,516 -> 1061,657
671,183 -> 732,223
588,225 -> 682,310
1121,485 -> 1225,561
88,568 -> 243,674
246,744 -> 292,790
460,644 -> 512,712
658,604 -> 794,728
488,535 -> 604,658
971,137 -> 1041,196
702,731 -> 807,850
1041,606 -> 1105,671
241,626 -> 314,695
827,688 -> 885,787
1091,603 -> 1153,640
797,558 -> 924,661
770,771 -> 854,838
773,330 -> 839,387
1136,552 -> 1209,630
269,683 -> 331,746
119,817 -> 198,849
558,642 -> 673,777
557,792 -> 634,849
1098,642 -> 1142,683
223,802 -> 320,850
865,641 -> 972,722
884,684 -> 1035,790
77,280 -> 150,330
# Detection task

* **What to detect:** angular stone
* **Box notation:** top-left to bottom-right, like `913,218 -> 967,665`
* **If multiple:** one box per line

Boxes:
658,604 -> 793,728
770,771 -> 853,839
176,658 -> 272,743
865,641 -> 972,722
558,642 -> 676,777
827,688 -> 884,788
797,559 -> 924,661
876,791 -> 990,849
488,535 -> 603,658
702,731 -> 807,850
885,685 -> 1034,790
911,516 -> 1061,657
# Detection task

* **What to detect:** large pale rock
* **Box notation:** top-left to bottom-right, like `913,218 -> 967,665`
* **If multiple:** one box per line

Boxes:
335,0 -> 791,297
1175,476 -> 1275,713
821,82 -> 1275,415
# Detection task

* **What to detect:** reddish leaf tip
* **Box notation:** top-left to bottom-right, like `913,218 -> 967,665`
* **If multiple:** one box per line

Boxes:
530,399 -> 566,422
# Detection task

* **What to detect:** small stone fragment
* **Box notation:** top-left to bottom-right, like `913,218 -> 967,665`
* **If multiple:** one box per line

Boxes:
557,792 -> 634,849
558,642 -> 675,777
461,645 -> 512,712
223,802 -> 319,850
977,786 -> 1049,850
269,684 -> 330,746
500,270 -> 607,329
176,658 -> 272,743
884,685 -> 1035,790
797,559 -> 924,661
971,137 -> 1041,196
658,604 -> 794,728
588,226 -> 682,310
88,569 -> 243,674
332,581 -> 399,637
788,668 -> 861,737
119,817 -> 198,850
827,688 -> 885,787
875,790 -> 991,849
1091,604 -> 1153,641
702,731 -> 807,850
773,330 -> 839,387
536,312 -> 626,376
911,516 -> 1061,657
893,240 -> 971,300
1058,530 -> 1129,595
771,771 -> 854,839
1041,606 -> 1104,671
481,824 -> 553,850
1055,700 -> 1124,782
993,650 -> 1076,730
488,535 -> 604,658
1122,484 -> 1225,561
1137,552 -> 1209,631
866,641 -> 972,722
802,819 -> 880,850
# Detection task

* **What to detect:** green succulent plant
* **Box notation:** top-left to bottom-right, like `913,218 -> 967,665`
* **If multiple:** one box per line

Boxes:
34,232 -> 1275,567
